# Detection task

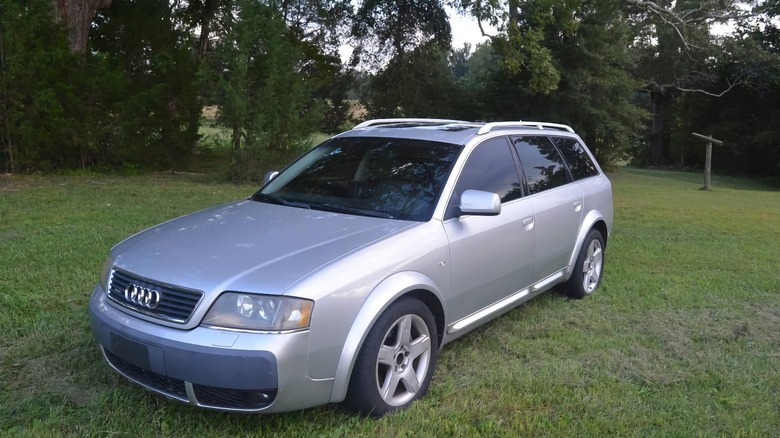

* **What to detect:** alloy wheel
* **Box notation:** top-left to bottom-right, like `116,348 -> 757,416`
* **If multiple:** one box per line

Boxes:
374,314 -> 432,406
582,239 -> 603,293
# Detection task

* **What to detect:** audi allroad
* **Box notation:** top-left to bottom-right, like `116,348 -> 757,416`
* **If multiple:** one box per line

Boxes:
88,118 -> 613,416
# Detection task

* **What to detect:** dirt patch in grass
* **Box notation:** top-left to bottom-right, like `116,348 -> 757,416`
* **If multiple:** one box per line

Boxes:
4,354 -> 101,408
604,345 -> 688,386
1,328 -> 109,409
599,304 -> 780,387
745,304 -> 780,346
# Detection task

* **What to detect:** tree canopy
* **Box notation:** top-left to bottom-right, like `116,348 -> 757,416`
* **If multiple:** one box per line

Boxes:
0,0 -> 778,182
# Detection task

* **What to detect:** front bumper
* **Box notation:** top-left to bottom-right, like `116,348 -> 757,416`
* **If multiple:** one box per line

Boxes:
88,286 -> 334,412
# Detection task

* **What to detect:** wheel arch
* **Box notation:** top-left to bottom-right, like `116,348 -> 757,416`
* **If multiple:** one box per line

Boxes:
591,219 -> 609,248
566,212 -> 610,279
328,271 -> 446,403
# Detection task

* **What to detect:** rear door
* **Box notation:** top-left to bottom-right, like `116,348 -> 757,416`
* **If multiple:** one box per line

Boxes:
510,135 -> 583,281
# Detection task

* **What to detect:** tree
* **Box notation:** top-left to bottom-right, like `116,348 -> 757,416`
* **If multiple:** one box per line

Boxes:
90,0 -> 201,170
673,8 -> 780,179
205,0 -> 324,180
539,0 -> 646,162
52,0 -> 112,54
453,0 -> 645,161
0,0 -> 98,172
365,42 -> 461,117
629,0 -> 719,165
454,0 -> 576,93
351,0 -> 453,119
351,0 -> 451,67
318,66 -> 355,134
624,0 -> 770,166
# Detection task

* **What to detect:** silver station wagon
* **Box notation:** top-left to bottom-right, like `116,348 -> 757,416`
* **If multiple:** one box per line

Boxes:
89,119 -> 613,416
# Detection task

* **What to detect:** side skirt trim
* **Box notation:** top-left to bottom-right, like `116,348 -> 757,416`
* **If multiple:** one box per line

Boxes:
446,268 -> 566,334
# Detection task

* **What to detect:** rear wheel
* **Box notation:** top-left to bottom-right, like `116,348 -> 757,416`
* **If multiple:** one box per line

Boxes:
562,229 -> 605,299
344,297 -> 438,417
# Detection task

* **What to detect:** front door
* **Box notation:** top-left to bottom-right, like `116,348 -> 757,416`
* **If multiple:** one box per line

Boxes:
443,137 -> 536,323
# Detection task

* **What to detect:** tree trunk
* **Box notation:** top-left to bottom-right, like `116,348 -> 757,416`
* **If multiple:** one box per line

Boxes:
51,0 -> 112,54
648,82 -> 672,166
650,91 -> 665,165
232,123 -> 242,150
198,0 -> 215,60
508,0 -> 520,27
0,25 -> 14,173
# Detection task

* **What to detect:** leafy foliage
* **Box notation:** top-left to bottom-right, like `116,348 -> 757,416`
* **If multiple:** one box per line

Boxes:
1,0 -> 779,180
90,0 -> 201,170
364,42 -> 461,118
446,0 -> 646,161
682,28 -> 780,181
202,0 -> 325,181
351,0 -> 451,66
0,0 -> 95,172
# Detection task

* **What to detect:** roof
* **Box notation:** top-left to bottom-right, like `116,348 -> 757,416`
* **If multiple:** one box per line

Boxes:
336,119 -> 577,145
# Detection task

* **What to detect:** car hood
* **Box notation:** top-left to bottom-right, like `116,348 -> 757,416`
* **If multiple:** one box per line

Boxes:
111,199 -> 416,296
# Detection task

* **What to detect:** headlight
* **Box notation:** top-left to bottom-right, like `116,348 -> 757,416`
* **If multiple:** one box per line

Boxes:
99,257 -> 114,292
203,292 -> 313,332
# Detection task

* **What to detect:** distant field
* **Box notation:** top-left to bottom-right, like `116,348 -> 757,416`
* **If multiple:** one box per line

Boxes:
197,120 -> 331,151
192,121 -> 332,175
0,168 -> 778,436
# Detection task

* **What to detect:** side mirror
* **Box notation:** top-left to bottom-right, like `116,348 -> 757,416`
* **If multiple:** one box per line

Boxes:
459,189 -> 501,216
263,171 -> 279,185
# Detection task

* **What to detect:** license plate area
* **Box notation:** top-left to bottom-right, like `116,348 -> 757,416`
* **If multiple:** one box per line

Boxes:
108,331 -> 161,372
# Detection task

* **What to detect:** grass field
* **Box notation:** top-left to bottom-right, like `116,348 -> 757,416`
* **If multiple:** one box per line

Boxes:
0,168 -> 778,436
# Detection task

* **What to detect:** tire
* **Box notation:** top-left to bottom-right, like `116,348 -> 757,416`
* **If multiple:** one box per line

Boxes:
344,297 -> 438,417
562,229 -> 605,299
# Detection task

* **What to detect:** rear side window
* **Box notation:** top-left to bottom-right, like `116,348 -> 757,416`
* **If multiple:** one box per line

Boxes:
552,137 -> 600,180
511,136 -> 570,195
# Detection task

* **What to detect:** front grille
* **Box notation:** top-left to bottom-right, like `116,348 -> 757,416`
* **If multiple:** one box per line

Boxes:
107,268 -> 203,323
193,385 -> 276,410
104,350 -> 188,401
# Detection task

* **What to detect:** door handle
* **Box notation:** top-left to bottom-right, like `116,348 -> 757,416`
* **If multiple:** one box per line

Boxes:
573,201 -> 582,212
522,217 -> 534,230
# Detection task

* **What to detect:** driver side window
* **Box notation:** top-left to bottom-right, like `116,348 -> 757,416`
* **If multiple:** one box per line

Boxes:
445,137 -> 523,219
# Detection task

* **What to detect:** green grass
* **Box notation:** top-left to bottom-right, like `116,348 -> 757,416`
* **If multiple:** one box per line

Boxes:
198,121 -> 233,150
0,168 -> 778,436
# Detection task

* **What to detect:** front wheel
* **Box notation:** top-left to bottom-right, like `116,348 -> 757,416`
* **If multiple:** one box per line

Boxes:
562,229 -> 605,299
344,297 -> 438,417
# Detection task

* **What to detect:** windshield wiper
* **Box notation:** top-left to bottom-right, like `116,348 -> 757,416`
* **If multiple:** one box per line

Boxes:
312,203 -> 394,219
252,193 -> 310,209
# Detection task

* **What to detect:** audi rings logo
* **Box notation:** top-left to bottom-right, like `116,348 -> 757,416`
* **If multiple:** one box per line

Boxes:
124,284 -> 161,309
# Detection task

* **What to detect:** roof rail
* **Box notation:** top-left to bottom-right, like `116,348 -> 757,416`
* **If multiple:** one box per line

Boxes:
353,118 -> 472,129
477,121 -> 574,135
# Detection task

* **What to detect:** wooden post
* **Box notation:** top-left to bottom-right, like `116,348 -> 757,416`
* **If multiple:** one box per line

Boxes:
704,140 -> 712,189
691,133 -> 723,190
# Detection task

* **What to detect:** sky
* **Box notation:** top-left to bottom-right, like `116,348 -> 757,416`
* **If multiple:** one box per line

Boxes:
449,8 -> 494,50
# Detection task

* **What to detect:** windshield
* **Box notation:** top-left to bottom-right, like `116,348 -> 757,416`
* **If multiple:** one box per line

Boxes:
255,136 -> 463,221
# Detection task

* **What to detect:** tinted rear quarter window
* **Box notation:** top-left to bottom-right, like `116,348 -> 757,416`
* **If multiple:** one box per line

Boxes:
552,136 -> 600,180
511,136 -> 570,195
